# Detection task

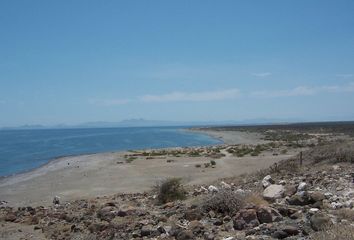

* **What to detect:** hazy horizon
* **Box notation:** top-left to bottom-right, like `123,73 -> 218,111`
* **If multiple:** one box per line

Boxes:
1,1 -> 354,127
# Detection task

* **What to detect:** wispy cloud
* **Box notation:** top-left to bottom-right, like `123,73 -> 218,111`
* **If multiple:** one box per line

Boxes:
251,72 -> 272,77
89,82 -> 354,106
321,82 -> 354,93
140,89 -> 241,102
251,82 -> 354,98
89,98 -> 131,106
336,74 -> 354,78
251,86 -> 316,98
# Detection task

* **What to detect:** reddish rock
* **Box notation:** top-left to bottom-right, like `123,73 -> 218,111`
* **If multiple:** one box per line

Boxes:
4,212 -> 17,222
233,209 -> 259,229
257,207 -> 283,223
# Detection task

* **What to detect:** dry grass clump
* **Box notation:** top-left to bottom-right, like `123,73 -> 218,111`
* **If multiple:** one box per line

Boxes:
244,193 -> 269,207
200,190 -> 246,216
335,208 -> 354,221
304,141 -> 354,164
155,178 -> 186,204
310,224 -> 354,240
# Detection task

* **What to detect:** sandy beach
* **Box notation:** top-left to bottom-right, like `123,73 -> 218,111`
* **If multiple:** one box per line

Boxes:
0,130 -> 297,207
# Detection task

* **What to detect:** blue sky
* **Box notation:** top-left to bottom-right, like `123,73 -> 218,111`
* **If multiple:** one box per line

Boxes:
1,1 -> 354,127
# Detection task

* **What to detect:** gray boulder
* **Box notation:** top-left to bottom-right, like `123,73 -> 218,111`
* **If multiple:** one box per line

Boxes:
263,184 -> 285,201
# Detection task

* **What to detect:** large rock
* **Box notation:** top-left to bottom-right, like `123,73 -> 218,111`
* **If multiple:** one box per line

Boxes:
310,213 -> 332,231
263,185 -> 285,201
188,220 -> 204,234
284,185 -> 297,197
297,182 -> 307,192
272,230 -> 288,239
176,230 -> 195,240
282,225 -> 300,236
256,207 -> 282,223
4,212 -> 17,222
233,209 -> 259,230
97,206 -> 116,221
208,185 -> 219,193
309,191 -> 325,202
287,192 -> 312,206
262,175 -> 274,188
140,225 -> 153,237
184,209 -> 202,221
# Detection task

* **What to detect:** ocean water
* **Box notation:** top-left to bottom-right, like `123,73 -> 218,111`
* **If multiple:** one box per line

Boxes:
0,127 -> 221,177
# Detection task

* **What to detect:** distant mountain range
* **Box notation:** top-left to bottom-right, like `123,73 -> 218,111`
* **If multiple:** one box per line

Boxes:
0,118 -> 305,130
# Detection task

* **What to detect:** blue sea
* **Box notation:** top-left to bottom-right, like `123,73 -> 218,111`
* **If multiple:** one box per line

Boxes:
0,127 -> 221,177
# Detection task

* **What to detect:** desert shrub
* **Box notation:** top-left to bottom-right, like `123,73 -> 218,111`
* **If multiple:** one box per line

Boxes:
200,190 -> 245,216
125,156 -> 137,163
204,163 -> 211,168
210,160 -> 216,166
280,149 -> 288,154
251,151 -> 260,156
310,224 -> 354,240
303,142 -> 354,164
195,164 -> 201,168
155,178 -> 186,204
189,151 -> 201,157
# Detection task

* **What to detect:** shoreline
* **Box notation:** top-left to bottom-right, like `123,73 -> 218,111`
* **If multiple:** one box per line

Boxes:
0,128 -> 223,180
0,129 -> 290,207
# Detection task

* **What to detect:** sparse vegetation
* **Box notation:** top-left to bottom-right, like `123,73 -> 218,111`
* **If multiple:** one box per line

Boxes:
244,193 -> 269,207
210,160 -> 216,166
125,156 -> 137,163
303,141 -> 354,164
310,224 -> 354,240
335,208 -> 354,221
155,178 -> 186,204
201,190 -> 245,215
195,164 -> 201,168
280,149 -> 288,154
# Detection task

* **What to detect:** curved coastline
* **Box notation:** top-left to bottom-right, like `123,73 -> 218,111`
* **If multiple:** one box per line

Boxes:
0,128 -> 290,207
0,128 -> 222,182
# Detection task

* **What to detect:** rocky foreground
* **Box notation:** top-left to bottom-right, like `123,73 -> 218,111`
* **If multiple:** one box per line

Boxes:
1,142 -> 354,240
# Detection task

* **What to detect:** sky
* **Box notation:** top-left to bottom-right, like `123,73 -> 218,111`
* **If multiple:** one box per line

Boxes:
1,1 -> 354,127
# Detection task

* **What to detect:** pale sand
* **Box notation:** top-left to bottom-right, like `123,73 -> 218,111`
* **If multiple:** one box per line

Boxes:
0,130 -> 297,207
189,129 -> 267,145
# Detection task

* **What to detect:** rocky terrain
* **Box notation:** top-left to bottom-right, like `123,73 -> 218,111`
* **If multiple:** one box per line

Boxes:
1,138 -> 354,240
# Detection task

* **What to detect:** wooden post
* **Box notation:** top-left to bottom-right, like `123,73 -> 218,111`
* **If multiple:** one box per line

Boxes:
300,151 -> 303,166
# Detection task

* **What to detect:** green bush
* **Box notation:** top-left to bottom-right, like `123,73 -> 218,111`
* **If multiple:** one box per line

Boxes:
210,160 -> 216,166
156,178 -> 186,204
